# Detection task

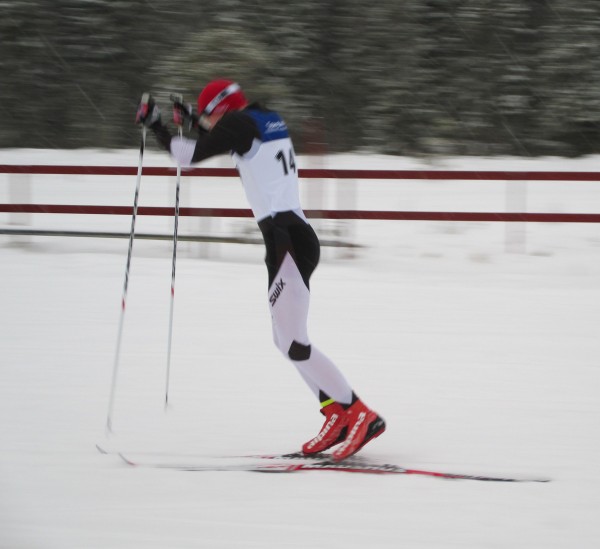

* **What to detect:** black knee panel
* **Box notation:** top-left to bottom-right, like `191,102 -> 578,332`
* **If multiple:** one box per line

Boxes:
288,340 -> 311,361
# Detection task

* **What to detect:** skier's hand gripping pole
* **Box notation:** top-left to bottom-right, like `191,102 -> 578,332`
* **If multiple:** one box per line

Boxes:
136,93 -> 161,127
170,93 -> 200,131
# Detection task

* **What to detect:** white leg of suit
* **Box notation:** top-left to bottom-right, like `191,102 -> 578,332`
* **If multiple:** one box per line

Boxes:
271,320 -> 321,397
269,253 -> 353,404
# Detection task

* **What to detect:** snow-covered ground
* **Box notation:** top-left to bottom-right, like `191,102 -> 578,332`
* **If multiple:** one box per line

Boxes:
1,150 -> 599,548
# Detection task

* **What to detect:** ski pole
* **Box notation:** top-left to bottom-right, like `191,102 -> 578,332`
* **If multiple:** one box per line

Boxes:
106,123 -> 147,432
164,97 -> 183,408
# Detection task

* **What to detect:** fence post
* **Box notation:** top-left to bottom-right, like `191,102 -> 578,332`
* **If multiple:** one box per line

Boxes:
8,173 -> 32,247
335,177 -> 357,258
505,179 -> 527,254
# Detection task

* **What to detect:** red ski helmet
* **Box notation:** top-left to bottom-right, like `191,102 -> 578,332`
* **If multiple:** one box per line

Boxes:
197,80 -> 247,116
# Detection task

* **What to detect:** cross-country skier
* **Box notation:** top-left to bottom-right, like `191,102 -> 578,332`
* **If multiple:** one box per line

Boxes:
135,80 -> 385,461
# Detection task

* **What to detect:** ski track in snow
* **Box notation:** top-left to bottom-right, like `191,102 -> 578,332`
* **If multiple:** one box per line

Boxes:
1,150 -> 599,548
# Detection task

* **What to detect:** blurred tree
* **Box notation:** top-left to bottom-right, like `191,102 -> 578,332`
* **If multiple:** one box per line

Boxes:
151,29 -> 294,133
1,0 -> 64,147
1,0 -> 599,156
536,1 -> 600,155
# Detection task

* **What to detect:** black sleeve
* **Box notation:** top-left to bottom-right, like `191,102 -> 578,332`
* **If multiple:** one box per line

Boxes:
191,111 -> 259,163
150,120 -> 209,151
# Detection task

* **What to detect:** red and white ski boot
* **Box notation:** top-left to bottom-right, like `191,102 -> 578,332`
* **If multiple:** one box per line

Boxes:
302,402 -> 349,455
331,400 -> 386,461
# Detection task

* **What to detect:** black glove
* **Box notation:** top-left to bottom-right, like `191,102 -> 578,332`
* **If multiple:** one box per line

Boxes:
171,94 -> 200,131
135,93 -> 161,127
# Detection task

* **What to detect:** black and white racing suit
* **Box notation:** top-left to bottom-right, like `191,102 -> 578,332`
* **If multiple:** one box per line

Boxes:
151,104 -> 354,405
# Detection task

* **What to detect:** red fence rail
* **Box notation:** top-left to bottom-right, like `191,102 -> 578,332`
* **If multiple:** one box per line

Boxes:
1,204 -> 599,224
3,164 -> 600,181
2,165 -> 600,223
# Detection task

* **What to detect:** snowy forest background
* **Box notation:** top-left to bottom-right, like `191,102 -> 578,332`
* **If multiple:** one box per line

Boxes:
2,0 -> 600,157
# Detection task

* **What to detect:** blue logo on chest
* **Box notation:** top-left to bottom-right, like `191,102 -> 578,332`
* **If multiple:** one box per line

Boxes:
247,110 -> 289,142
